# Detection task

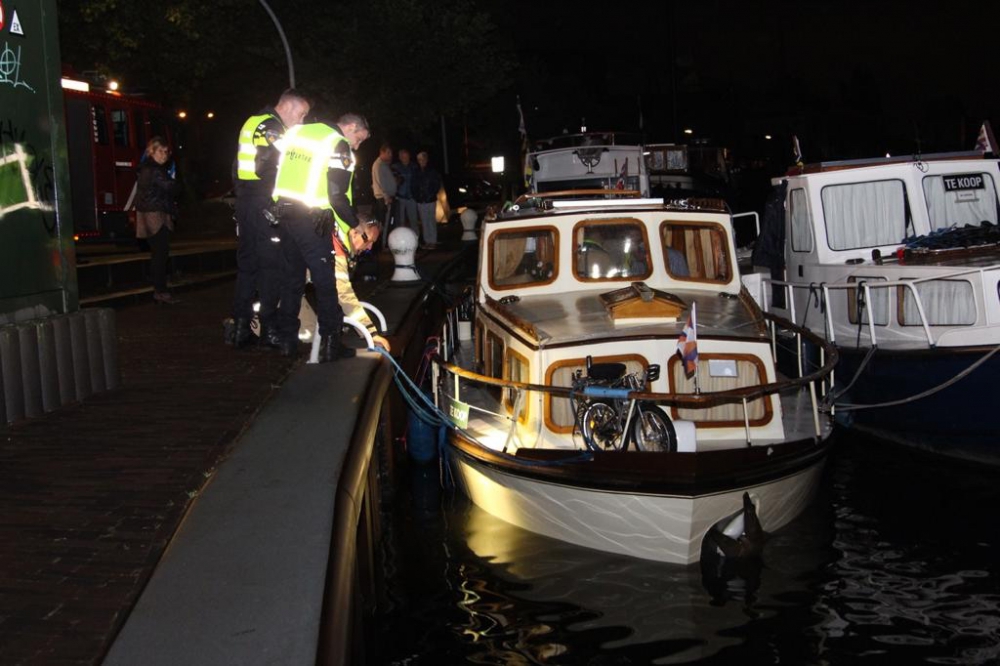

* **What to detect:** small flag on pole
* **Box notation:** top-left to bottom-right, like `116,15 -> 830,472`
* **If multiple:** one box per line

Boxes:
975,121 -> 996,155
676,302 -> 698,378
517,96 -> 532,189
615,159 -> 628,189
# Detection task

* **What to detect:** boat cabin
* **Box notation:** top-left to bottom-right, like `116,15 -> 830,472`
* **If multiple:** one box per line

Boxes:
468,195 -> 792,450
759,152 -> 1000,349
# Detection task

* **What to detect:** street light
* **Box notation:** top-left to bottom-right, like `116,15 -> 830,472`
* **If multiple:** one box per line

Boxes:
177,111 -> 187,119
683,128 -> 693,135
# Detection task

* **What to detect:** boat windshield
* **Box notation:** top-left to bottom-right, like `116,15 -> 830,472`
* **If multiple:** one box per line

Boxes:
573,218 -> 652,281
922,172 -> 1000,231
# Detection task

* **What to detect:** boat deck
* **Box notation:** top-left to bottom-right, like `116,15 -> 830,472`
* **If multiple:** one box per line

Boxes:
495,288 -> 767,346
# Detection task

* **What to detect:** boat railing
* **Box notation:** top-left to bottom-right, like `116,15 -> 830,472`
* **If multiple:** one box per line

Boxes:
432,307 -> 837,447
764,262 -> 1000,350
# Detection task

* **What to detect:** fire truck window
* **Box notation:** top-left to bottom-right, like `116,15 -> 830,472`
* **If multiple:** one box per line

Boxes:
112,109 -> 130,147
133,110 -> 146,148
91,105 -> 109,145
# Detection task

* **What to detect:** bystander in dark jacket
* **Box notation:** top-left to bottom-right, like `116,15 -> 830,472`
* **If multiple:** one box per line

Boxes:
136,136 -> 178,304
412,150 -> 442,247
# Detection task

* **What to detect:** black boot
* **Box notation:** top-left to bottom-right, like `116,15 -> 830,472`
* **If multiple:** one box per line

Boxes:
319,335 -> 356,363
232,317 -> 253,349
258,325 -> 283,350
278,337 -> 300,359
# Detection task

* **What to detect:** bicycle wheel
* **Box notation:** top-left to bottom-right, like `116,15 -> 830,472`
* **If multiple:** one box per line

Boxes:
631,405 -> 677,452
581,401 -> 625,451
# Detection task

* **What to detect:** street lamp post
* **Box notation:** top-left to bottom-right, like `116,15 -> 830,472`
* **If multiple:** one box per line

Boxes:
257,0 -> 295,89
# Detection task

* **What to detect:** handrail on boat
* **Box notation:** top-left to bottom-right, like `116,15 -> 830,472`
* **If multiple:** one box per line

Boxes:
512,189 -> 642,206
433,311 -> 837,409
765,262 -> 1000,349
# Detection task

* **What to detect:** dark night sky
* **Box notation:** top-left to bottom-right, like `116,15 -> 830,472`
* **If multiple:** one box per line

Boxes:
498,1 -> 1000,162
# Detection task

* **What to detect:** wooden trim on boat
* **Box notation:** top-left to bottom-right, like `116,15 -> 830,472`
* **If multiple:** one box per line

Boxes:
436,311 -> 837,408
666,353 -> 774,428
513,189 -> 642,205
482,296 -> 539,344
447,428 -> 830,497
543,354 -> 650,433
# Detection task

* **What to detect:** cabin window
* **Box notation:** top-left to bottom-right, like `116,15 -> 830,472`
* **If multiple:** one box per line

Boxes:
789,188 -> 813,252
473,319 -> 484,374
489,227 -> 558,289
572,219 -> 652,281
503,348 -> 530,422
91,105 -> 109,145
484,330 -> 505,402
846,276 -> 890,326
111,108 -> 130,147
133,110 -> 147,148
659,220 -> 732,282
486,331 -> 504,380
668,354 -> 772,427
544,355 -> 648,433
821,180 -> 907,250
922,173 -> 1000,231
898,279 -> 976,326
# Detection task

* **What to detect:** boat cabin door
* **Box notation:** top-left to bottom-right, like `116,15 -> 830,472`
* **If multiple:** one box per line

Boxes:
781,185 -> 817,318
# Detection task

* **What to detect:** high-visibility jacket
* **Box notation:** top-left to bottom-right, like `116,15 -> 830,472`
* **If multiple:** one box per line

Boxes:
272,123 -> 356,247
235,112 -> 283,182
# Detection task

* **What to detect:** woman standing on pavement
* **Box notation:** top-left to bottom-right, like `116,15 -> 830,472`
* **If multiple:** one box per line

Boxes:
136,136 -> 178,304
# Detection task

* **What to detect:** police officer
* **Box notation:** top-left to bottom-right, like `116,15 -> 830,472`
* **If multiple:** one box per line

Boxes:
229,89 -> 311,349
271,113 -> 371,362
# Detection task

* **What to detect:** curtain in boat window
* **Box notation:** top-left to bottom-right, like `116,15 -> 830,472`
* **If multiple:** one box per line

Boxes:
789,188 -> 813,252
846,276 -> 890,326
660,222 -> 731,282
490,229 -> 557,287
670,359 -> 766,423
922,174 -> 999,231
900,279 -> 976,326
822,180 -> 906,250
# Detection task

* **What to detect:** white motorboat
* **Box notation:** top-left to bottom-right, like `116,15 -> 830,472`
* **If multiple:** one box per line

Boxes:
749,151 -> 1000,465
431,190 -> 836,564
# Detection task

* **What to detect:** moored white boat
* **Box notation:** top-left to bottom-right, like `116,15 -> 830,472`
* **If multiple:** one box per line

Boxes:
750,150 -> 1000,464
432,190 -> 836,564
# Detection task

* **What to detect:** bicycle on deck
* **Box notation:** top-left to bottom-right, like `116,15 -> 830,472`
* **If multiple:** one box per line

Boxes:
570,356 -> 677,452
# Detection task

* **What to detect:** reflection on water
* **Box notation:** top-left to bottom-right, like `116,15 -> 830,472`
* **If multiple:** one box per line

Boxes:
374,431 -> 1000,665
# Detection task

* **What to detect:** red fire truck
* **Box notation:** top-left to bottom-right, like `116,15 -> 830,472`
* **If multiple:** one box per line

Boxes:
61,74 -> 174,241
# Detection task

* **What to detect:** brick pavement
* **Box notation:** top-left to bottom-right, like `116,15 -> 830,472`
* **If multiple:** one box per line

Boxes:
0,280 -> 297,665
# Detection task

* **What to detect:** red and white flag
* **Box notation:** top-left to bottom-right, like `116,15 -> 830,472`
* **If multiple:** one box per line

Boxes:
615,159 -> 628,189
975,121 -> 997,154
676,302 -> 698,378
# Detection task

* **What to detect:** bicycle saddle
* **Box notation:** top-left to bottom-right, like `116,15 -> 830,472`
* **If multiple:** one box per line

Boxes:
587,361 -> 627,382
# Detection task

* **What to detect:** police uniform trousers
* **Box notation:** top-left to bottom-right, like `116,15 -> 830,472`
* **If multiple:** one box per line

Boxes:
232,188 -> 282,329
275,205 -> 344,341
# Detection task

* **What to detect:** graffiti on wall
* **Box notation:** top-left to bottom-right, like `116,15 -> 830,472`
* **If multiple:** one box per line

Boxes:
0,40 -> 35,93
1,119 -> 56,234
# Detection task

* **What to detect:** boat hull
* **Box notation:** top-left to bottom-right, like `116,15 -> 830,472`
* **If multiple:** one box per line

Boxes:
446,438 -> 828,565
835,345 -> 1000,465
